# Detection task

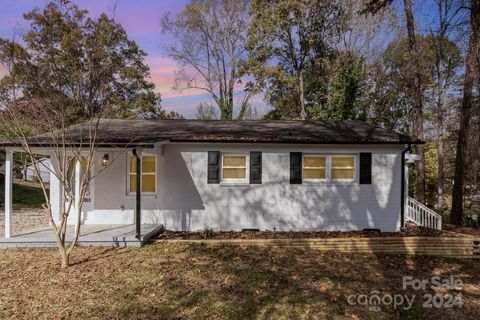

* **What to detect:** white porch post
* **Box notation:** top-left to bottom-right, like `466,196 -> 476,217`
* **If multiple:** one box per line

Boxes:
4,150 -> 13,238
74,158 -> 81,220
49,159 -> 61,224
404,162 -> 409,215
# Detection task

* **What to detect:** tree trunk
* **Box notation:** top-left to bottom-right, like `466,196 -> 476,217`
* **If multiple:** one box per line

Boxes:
451,0 -> 480,225
404,0 -> 426,203
436,51 -> 446,215
299,69 -> 306,120
437,115 -> 445,214
60,248 -> 70,268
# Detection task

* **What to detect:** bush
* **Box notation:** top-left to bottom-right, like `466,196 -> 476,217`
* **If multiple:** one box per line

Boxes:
202,227 -> 216,239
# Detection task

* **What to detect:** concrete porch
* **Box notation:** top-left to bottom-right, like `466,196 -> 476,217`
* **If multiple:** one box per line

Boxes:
0,224 -> 164,248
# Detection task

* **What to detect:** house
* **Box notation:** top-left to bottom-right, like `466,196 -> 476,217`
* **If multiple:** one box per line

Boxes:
2,119 -> 442,239
23,158 -> 51,183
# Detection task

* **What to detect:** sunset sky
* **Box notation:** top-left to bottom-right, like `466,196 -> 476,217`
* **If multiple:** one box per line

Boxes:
0,0 -> 267,118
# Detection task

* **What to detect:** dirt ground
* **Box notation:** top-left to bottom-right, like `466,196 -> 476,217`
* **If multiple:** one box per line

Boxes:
443,224 -> 480,236
0,207 -> 50,236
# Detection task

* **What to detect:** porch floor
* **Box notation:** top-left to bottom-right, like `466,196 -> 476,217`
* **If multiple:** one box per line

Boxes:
0,224 -> 164,248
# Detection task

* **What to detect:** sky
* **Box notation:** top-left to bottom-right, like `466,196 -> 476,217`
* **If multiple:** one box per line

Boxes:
0,0 -> 459,119
0,0 -> 268,118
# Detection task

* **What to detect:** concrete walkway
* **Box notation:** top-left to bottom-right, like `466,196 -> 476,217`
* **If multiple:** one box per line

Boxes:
0,224 -> 164,248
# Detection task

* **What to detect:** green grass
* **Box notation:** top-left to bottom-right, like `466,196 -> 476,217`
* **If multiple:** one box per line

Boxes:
0,175 -> 46,208
0,243 -> 479,319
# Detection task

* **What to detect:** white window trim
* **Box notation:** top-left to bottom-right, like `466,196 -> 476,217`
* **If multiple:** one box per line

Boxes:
302,154 -> 357,183
127,153 -> 157,195
302,154 -> 328,181
220,153 -> 249,185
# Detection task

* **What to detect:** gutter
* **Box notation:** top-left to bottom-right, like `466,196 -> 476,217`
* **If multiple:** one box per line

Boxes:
400,143 -> 412,230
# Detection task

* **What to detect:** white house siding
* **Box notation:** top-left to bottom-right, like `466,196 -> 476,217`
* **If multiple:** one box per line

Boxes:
63,143 -> 404,232
25,158 -> 51,183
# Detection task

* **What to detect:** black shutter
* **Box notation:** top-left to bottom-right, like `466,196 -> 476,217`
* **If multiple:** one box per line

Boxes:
207,151 -> 220,184
250,151 -> 262,184
359,153 -> 372,184
290,152 -> 302,184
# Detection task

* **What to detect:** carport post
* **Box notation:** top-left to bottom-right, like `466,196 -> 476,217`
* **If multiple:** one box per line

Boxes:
4,149 -> 13,238
74,158 -> 81,220
133,148 -> 141,239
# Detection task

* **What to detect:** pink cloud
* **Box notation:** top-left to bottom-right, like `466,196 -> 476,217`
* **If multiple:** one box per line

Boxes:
145,55 -> 207,98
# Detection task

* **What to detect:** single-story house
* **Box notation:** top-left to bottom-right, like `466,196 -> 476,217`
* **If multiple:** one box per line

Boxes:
2,119 -> 442,238
23,157 -> 51,183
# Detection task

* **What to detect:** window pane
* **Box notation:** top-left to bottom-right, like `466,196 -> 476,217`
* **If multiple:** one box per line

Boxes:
223,168 -> 246,179
142,175 -> 156,192
304,156 -> 326,168
130,155 -> 156,192
304,168 -> 326,179
81,157 -> 90,173
129,156 -> 136,173
223,155 -> 246,167
142,156 -> 156,173
331,168 -> 354,179
129,174 -> 136,192
332,156 -> 354,168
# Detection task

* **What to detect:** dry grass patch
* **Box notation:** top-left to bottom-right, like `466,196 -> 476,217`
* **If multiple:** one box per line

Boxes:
0,243 -> 479,319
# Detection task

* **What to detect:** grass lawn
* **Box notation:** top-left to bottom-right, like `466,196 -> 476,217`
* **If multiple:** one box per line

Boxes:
0,175 -> 46,208
0,243 -> 479,319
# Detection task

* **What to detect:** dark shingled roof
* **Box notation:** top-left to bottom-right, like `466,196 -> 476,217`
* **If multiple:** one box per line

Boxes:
1,119 -> 422,148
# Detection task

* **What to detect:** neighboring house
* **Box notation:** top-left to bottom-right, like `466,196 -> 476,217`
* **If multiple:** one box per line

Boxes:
2,119 -> 441,234
23,158 -> 51,183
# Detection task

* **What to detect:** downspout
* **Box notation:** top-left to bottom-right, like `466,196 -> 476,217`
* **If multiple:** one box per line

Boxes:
133,148 -> 141,239
400,143 -> 412,230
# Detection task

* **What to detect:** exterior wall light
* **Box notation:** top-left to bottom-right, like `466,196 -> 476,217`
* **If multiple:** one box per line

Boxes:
101,154 -> 109,167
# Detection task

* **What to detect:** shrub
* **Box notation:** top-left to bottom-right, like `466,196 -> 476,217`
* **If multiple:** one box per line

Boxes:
202,227 -> 216,239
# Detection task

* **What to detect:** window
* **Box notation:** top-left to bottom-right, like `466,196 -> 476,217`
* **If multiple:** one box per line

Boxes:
303,155 -> 327,180
222,154 -> 247,181
302,154 -> 356,181
129,155 -> 156,193
331,156 -> 355,180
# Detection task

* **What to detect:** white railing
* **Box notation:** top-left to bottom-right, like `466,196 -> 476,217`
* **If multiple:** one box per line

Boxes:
406,196 -> 442,230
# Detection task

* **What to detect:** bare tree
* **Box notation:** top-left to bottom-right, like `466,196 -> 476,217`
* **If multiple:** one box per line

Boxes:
451,0 -> 480,225
0,99 -> 122,268
336,0 -> 397,63
243,105 -> 260,120
196,102 -> 218,119
0,1 -> 155,266
428,0 -> 463,214
161,0 -> 256,120
404,0 -> 426,203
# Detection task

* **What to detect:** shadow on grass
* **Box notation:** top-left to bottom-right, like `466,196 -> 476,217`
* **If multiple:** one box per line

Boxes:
104,244 -> 431,319
129,244 -> 480,319
2,242 -> 479,319
69,247 -> 130,267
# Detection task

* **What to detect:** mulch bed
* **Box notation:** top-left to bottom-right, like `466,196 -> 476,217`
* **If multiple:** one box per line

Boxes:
443,223 -> 480,236
156,224 -> 476,240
